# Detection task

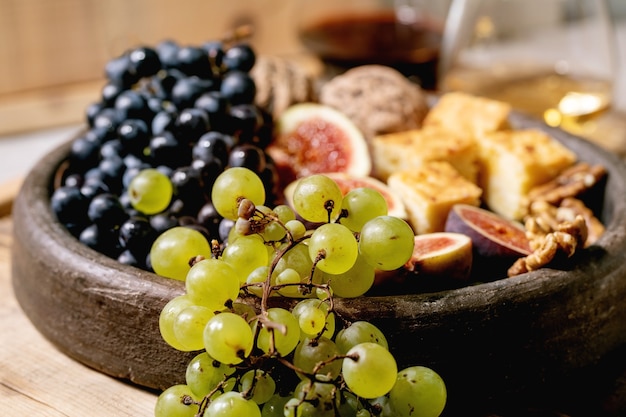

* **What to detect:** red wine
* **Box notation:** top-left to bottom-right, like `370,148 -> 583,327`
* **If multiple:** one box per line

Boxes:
298,11 -> 443,89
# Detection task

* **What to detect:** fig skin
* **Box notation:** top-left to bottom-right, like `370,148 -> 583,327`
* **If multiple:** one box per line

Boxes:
445,204 -> 532,280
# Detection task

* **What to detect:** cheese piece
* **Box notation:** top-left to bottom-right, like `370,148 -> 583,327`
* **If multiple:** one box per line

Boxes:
423,92 -> 511,138
371,127 -> 479,183
476,128 -> 577,220
387,161 -> 483,234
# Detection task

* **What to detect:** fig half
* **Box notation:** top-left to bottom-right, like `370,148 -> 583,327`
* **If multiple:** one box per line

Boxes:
445,204 -> 532,279
406,232 -> 473,282
268,103 -> 372,188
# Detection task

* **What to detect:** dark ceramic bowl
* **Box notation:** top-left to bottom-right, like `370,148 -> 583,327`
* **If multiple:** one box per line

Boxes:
11,112 -> 626,415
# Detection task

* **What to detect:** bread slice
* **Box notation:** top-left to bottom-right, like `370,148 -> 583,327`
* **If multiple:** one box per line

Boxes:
387,161 -> 483,234
477,128 -> 577,220
423,92 -> 511,138
371,127 -> 479,183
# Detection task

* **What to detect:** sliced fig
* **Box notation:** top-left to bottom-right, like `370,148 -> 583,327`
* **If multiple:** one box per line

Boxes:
371,232 -> 472,295
405,232 -> 473,281
268,103 -> 372,188
445,204 -> 532,259
283,173 -> 407,222
445,204 -> 531,280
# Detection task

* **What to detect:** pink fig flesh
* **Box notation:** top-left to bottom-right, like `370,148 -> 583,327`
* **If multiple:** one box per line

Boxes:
445,204 -> 532,259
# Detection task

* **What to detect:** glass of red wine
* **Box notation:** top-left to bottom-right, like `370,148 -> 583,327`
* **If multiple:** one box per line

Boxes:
296,0 -> 452,90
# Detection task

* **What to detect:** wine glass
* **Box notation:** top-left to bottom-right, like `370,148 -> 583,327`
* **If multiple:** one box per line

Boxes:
295,0 -> 452,90
438,0 -> 618,142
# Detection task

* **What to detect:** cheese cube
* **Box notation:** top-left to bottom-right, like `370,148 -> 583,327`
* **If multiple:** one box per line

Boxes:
476,128 -> 577,220
423,92 -> 511,138
387,161 -> 483,234
371,127 -> 479,183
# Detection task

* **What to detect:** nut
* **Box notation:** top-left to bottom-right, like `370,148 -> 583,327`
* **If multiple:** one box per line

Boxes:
509,212 -> 588,277
525,162 -> 606,207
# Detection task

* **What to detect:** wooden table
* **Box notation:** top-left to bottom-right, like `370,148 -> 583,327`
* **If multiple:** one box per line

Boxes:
0,180 -> 157,416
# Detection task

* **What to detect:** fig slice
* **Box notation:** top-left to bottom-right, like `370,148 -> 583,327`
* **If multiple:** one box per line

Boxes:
268,103 -> 372,188
445,204 -> 532,259
405,232 -> 473,282
445,204 -> 532,279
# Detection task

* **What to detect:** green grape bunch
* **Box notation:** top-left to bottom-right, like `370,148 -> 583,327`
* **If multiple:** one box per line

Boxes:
154,167 -> 447,417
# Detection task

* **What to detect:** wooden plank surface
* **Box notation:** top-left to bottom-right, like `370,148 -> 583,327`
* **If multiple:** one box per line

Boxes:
0,207 -> 158,415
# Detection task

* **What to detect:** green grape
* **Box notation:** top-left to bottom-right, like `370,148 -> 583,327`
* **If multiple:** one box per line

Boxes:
239,369 -> 276,404
296,303 -> 326,335
154,384 -> 199,417
335,321 -> 388,354
315,285 -> 333,301
291,298 -> 335,339
338,390 -> 359,417
173,305 -> 215,351
285,220 -> 306,240
356,410 -> 372,417
291,299 -> 331,338
222,234 -> 269,283
212,167 -> 266,221
150,226 -> 212,281
342,342 -> 397,399
388,366 -> 447,417
231,301 -> 258,321
284,397 -> 317,417
185,259 -> 241,311
359,216 -> 415,271
273,204 -> 296,223
256,308 -> 301,356
293,336 -> 342,380
292,378 -> 338,417
262,221 -> 287,243
275,268 -> 303,298
274,242 -> 314,281
204,312 -> 254,365
204,391 -> 261,417
322,254 -> 375,298
256,205 -> 288,242
186,352 -> 236,398
246,266 -> 271,297
159,294 -> 196,351
340,187 -> 388,232
292,175 -> 343,223
128,168 -> 173,215
308,223 -> 358,275
261,393 -> 291,417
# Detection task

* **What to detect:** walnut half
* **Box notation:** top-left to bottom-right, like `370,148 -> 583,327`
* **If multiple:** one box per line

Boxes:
508,191 -> 596,279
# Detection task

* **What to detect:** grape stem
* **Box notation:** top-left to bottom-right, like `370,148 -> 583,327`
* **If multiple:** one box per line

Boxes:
324,200 -> 335,223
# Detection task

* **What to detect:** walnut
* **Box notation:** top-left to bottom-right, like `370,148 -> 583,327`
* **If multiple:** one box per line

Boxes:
508,214 -> 587,277
525,162 -> 606,207
559,197 -> 605,246
524,197 -> 601,249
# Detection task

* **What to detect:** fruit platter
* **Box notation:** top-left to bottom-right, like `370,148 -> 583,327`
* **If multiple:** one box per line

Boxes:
10,37 -> 626,416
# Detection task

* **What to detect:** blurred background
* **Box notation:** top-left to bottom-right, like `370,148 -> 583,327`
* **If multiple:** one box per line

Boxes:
0,0 -> 625,184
